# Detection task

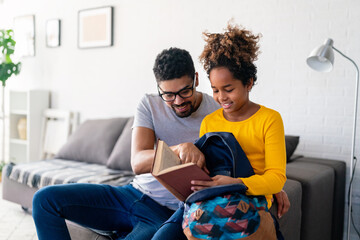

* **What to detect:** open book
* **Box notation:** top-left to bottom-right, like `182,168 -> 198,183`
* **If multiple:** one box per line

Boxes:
151,140 -> 211,201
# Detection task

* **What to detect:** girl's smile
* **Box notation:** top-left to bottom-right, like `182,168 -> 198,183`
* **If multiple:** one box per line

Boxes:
209,67 -> 258,122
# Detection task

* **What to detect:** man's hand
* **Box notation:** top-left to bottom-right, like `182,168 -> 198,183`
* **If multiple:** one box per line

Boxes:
274,190 -> 290,218
172,143 -> 209,173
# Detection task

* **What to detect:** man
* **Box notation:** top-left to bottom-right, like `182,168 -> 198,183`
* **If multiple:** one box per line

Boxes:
32,47 -> 289,240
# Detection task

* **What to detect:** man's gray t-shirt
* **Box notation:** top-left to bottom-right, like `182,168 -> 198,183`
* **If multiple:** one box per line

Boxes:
131,93 -> 220,210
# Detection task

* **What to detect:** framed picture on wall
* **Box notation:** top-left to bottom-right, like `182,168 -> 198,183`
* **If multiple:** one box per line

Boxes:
46,19 -> 61,47
13,15 -> 35,57
78,6 -> 113,48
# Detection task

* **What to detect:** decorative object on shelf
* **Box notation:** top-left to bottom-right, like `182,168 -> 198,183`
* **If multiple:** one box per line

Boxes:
306,38 -> 359,240
17,117 -> 27,140
46,19 -> 61,48
13,15 -> 35,57
78,6 -> 113,49
9,90 -> 49,163
0,29 -> 22,165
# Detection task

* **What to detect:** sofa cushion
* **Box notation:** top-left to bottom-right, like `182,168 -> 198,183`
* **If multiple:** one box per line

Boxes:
6,159 -> 135,189
106,117 -> 134,171
67,221 -> 110,240
285,135 -> 299,162
55,118 -> 129,165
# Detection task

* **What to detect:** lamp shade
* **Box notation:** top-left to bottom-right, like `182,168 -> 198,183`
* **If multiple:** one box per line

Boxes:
306,38 -> 334,72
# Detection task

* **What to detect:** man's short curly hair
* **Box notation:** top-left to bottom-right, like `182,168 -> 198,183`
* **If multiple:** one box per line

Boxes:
199,24 -> 261,86
153,47 -> 195,82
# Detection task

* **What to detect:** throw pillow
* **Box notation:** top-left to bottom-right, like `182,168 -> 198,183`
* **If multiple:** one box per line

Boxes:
285,135 -> 300,162
106,117 -> 134,171
55,118 -> 129,165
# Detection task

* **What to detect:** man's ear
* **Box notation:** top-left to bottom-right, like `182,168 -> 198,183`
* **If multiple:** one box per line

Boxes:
195,72 -> 199,87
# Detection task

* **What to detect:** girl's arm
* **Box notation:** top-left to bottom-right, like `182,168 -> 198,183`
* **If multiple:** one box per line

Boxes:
240,112 -> 287,196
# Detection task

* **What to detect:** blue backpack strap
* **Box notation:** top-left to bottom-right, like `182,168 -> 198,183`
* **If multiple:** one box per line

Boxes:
185,183 -> 248,203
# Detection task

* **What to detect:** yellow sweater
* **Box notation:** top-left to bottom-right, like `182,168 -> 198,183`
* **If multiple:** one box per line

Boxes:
199,105 -> 287,208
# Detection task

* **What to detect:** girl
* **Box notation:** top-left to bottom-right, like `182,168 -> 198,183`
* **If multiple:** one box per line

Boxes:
184,24 -> 287,240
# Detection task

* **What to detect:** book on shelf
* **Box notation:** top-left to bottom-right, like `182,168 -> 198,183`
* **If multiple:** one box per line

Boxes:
151,140 -> 211,201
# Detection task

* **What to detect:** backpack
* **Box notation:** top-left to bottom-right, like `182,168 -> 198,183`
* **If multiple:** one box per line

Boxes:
182,132 -> 278,240
193,132 -> 254,178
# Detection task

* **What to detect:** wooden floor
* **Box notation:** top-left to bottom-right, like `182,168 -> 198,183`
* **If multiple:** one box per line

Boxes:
0,182 -> 38,240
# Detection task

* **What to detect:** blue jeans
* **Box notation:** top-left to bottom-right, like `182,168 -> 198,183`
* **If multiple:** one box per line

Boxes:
32,184 -> 175,240
152,205 -> 187,240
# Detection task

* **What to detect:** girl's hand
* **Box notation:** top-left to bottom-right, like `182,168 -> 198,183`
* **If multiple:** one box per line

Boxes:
273,190 -> 290,218
191,175 -> 243,191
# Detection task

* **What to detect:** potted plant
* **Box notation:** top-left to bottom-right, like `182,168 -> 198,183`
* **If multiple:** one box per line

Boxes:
0,29 -> 21,80
0,29 -> 21,169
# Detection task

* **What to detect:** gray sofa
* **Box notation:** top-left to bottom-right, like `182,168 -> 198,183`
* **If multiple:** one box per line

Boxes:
2,116 -> 346,240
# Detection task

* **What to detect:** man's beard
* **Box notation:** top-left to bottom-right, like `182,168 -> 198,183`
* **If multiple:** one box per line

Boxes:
171,101 -> 195,118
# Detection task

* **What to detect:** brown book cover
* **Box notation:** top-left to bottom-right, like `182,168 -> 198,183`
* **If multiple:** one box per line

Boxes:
151,140 -> 211,201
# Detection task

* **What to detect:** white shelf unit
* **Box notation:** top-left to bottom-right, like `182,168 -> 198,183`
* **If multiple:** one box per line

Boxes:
9,90 -> 49,163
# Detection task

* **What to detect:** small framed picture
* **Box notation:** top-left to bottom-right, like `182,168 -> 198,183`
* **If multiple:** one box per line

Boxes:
46,19 -> 61,47
78,6 -> 113,48
13,15 -> 35,57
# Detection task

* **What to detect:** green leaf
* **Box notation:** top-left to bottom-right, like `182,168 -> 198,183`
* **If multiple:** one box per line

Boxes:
0,29 -> 21,85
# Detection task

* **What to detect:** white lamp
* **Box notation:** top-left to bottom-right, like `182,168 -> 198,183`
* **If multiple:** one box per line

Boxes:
307,38 -> 359,240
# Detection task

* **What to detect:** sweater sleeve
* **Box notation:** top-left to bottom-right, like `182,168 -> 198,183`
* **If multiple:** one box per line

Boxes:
240,112 -> 287,196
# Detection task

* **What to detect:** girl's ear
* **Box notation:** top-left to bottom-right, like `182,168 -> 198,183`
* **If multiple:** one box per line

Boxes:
247,78 -> 254,92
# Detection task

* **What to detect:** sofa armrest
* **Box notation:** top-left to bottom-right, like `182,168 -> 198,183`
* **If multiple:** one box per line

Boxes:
295,157 -> 346,240
2,168 -> 37,210
270,179 -> 302,240
287,161 -> 335,240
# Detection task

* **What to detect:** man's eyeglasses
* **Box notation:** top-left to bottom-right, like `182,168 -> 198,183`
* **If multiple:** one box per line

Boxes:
158,80 -> 196,102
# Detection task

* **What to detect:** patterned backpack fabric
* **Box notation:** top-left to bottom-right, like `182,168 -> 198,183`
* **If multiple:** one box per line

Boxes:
183,191 -> 276,240
182,132 -> 279,240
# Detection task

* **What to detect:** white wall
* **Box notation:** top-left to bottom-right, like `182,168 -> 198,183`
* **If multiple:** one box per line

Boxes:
1,0 -> 360,236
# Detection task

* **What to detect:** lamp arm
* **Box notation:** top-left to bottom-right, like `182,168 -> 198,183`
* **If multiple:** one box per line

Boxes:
333,46 -> 360,240
333,46 -> 360,78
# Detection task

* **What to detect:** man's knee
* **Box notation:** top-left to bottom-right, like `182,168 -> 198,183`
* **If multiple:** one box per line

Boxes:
32,185 -> 61,217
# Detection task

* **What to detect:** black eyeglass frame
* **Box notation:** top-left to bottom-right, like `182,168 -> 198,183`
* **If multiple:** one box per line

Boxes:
157,79 -> 196,102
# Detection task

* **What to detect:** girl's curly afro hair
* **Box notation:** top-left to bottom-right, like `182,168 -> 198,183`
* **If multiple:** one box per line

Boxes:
199,23 -> 261,86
